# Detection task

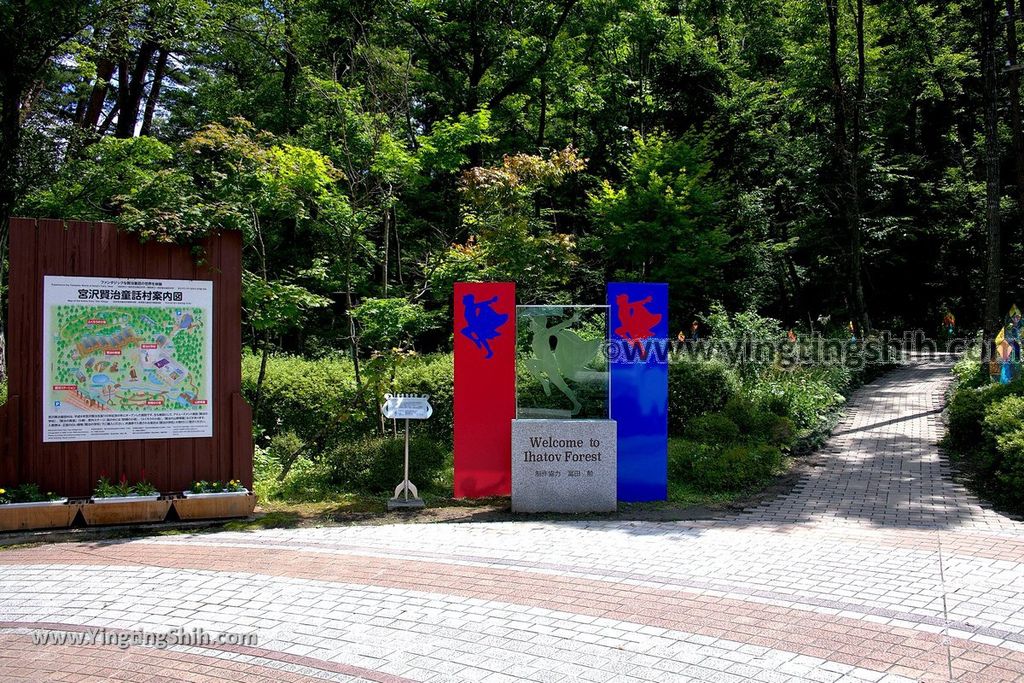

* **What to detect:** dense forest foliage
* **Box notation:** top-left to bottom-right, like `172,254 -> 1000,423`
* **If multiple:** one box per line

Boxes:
0,0 -> 1018,362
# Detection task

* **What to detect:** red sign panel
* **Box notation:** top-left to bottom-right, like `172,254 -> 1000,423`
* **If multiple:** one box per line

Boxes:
454,282 -> 515,497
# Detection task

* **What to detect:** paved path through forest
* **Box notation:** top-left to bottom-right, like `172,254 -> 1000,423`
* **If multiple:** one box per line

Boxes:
3,356 -> 1024,682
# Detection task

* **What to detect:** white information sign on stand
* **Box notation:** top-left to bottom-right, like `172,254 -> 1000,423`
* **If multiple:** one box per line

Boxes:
382,394 -> 432,509
382,394 -> 433,420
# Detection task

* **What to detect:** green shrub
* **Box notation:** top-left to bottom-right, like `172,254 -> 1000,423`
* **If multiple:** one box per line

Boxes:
943,375 -> 1024,510
668,438 -> 715,482
746,368 -> 845,430
675,441 -> 782,492
243,352 -> 456,449
323,435 -> 449,494
0,380 -> 6,406
976,394 -> 1024,485
668,358 -> 740,434
393,355 -> 454,440
952,347 -> 988,389
764,415 -> 797,448
945,386 -> 986,455
275,457 -> 334,501
984,395 -> 1024,440
996,430 -> 1024,505
683,413 -> 741,443
243,353 -> 365,444
722,395 -> 771,433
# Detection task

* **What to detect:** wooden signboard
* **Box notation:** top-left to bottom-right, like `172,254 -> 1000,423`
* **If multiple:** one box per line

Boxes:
0,218 -> 253,497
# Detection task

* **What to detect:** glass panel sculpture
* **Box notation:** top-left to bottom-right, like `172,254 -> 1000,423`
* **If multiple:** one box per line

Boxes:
515,305 -> 609,419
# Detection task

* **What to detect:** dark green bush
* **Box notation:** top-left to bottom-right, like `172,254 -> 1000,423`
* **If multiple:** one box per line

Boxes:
673,440 -> 782,492
952,350 -> 989,390
392,355 -> 454,440
945,381 -> 1024,456
668,358 -> 740,434
242,354 -> 366,445
943,376 -> 1024,510
683,413 -> 741,443
243,352 -> 456,449
944,386 -> 986,455
995,430 -> 1024,506
323,435 -> 448,494
722,395 -> 767,433
744,369 -> 845,430
764,415 -> 797,448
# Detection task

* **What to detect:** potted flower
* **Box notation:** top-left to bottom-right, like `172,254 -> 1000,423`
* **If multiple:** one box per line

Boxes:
80,471 -> 170,526
183,479 -> 249,498
173,479 -> 255,520
91,473 -> 160,503
0,483 -> 77,532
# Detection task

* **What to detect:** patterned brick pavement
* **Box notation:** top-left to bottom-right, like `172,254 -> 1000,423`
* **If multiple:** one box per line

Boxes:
2,355 -> 1024,682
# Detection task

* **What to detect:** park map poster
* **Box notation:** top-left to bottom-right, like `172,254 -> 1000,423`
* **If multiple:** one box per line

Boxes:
42,276 -> 213,442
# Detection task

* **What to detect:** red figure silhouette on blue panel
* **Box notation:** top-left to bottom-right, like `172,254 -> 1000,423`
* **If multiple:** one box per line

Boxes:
461,294 -> 508,359
614,294 -> 662,359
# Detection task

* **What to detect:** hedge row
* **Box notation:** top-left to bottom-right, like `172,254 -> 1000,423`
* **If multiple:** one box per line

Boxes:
247,349 -> 875,497
943,353 -> 1024,511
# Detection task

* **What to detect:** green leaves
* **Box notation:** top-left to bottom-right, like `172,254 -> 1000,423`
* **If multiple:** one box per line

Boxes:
242,271 -> 331,334
590,133 -> 729,314
417,110 -> 496,173
351,297 -> 439,350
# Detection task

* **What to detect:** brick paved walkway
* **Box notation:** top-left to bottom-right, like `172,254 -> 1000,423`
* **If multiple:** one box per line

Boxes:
3,356 -> 1024,682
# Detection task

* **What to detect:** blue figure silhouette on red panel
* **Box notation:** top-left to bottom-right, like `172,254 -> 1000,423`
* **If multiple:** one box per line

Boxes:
614,294 -> 663,359
461,294 -> 508,359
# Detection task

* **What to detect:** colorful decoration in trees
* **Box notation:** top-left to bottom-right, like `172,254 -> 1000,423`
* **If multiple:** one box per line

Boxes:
942,311 -> 956,337
994,305 -> 1023,384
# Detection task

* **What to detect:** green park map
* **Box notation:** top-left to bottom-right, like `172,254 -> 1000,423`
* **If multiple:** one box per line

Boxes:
48,304 -> 208,414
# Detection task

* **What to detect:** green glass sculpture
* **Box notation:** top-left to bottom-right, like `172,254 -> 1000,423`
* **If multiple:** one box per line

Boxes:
516,305 -> 608,419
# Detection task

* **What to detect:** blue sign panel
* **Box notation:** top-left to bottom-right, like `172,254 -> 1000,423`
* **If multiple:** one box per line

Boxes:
608,282 -> 669,501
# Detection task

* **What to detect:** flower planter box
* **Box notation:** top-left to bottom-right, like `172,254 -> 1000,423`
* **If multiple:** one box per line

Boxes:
0,500 -> 78,532
173,492 -> 256,521
90,494 -> 161,504
80,499 -> 171,526
181,488 -> 249,499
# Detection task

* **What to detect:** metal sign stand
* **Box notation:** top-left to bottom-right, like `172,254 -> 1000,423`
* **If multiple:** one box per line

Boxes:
391,418 -> 421,505
382,393 -> 431,510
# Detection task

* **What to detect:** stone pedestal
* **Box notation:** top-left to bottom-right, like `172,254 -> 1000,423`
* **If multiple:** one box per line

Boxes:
511,419 -> 617,513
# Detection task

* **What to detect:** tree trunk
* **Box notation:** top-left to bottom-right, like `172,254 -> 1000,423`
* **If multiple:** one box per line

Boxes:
115,39 -> 157,138
282,18 -> 299,133
393,207 -> 403,285
0,74 -> 23,264
825,0 -> 871,336
139,48 -> 168,136
252,335 -> 270,418
83,57 -> 114,130
381,207 -> 390,296
537,72 -> 547,149
1007,0 -> 1024,238
983,0 -> 1003,346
